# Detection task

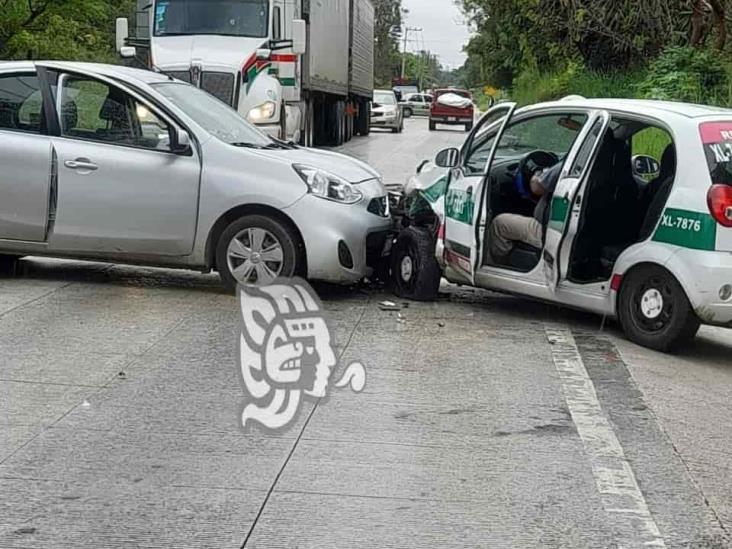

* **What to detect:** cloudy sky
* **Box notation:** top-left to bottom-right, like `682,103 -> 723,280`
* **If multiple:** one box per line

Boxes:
401,0 -> 472,70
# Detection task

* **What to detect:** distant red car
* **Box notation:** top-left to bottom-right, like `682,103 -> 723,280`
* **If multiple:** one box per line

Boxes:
429,89 -> 475,132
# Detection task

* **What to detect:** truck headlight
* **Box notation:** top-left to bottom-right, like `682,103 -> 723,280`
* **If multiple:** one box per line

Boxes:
293,164 -> 363,204
247,101 -> 277,122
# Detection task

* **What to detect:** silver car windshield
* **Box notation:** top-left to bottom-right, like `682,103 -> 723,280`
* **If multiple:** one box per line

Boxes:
153,0 -> 269,38
374,92 -> 396,106
152,82 -> 272,147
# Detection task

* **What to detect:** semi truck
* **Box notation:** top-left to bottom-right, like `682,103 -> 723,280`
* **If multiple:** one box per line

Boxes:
116,0 -> 374,146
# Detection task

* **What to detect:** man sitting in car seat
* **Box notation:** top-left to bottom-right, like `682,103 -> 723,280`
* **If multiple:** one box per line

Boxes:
488,161 -> 564,265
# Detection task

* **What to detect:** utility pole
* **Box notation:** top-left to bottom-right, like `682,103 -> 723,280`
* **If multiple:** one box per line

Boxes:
400,26 -> 422,81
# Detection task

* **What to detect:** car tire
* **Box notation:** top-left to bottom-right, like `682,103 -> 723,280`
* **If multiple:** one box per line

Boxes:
403,108 -> 413,118
617,264 -> 700,352
429,121 -> 436,131
216,215 -> 300,291
0,254 -> 19,275
391,226 -> 441,302
391,126 -> 399,133
465,122 -> 473,132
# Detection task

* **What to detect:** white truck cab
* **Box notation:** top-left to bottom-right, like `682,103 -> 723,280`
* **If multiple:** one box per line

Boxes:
116,0 -> 374,147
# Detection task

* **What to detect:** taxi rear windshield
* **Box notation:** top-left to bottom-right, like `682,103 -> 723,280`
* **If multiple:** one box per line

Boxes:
700,122 -> 732,186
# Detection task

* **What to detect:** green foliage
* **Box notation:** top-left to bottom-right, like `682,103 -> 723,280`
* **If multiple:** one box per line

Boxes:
636,46 -> 730,105
0,0 -> 135,61
373,0 -> 403,87
633,127 -> 673,161
511,62 -> 642,105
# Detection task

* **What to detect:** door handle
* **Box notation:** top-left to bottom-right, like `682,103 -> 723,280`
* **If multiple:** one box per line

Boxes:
65,159 -> 98,171
466,186 -> 474,196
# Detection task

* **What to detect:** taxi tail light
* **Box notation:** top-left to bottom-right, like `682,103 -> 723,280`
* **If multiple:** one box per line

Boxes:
707,184 -> 732,228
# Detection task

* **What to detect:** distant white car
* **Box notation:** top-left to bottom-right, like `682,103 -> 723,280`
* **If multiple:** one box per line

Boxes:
371,89 -> 404,133
392,98 -> 732,352
0,61 -> 392,289
401,93 -> 433,118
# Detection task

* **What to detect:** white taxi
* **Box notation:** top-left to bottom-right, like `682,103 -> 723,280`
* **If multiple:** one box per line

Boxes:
392,99 -> 732,352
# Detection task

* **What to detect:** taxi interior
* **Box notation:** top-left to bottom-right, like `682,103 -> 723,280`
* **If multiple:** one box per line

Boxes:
473,113 -> 676,283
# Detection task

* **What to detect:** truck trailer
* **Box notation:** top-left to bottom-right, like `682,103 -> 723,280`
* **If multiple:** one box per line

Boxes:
116,0 -> 374,146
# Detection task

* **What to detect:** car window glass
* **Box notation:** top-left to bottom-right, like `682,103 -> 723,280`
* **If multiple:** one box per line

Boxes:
632,127 -> 672,163
496,114 -> 588,160
568,117 -> 605,178
58,75 -> 172,151
374,92 -> 396,105
463,109 -> 509,175
0,73 -> 44,133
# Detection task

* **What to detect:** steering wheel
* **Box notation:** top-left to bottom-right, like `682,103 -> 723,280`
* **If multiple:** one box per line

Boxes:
515,150 -> 560,200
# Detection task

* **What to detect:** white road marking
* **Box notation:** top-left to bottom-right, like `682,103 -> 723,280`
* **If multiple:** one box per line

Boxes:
546,326 -> 667,549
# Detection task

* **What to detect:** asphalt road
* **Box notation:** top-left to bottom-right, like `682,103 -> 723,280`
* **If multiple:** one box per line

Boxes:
1,117 -> 731,548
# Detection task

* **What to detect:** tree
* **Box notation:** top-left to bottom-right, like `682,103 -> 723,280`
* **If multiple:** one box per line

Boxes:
373,0 -> 403,87
0,0 -> 135,61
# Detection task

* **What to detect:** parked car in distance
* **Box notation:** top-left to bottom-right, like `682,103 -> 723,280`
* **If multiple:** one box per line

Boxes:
371,89 -> 404,133
401,93 -> 433,118
393,98 -> 732,352
429,89 -> 474,132
0,61 -> 392,289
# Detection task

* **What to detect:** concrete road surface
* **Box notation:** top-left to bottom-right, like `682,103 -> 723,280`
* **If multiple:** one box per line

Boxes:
1,118 -> 731,548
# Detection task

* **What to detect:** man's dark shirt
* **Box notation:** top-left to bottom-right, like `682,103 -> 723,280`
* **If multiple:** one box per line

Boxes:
533,162 -> 564,224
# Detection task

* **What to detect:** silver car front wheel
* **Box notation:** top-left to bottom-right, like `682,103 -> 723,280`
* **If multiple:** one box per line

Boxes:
227,227 -> 284,286
216,214 -> 299,290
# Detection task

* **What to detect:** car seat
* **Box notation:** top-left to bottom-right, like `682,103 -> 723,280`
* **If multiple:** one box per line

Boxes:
599,144 -> 676,269
60,100 -> 78,135
638,144 -> 676,241
98,95 -> 133,143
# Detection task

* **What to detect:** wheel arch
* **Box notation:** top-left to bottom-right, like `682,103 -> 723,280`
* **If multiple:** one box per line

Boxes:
205,204 -> 307,275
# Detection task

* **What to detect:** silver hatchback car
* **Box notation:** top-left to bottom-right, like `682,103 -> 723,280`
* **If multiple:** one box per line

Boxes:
0,62 -> 391,288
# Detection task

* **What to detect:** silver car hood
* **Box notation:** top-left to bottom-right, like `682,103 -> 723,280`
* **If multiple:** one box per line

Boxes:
251,146 -> 381,184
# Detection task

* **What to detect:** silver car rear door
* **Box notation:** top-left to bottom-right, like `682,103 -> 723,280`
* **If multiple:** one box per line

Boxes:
0,68 -> 54,242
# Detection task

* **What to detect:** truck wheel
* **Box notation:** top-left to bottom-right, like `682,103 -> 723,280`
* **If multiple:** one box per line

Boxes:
216,215 -> 299,291
617,264 -> 700,352
429,120 -> 436,131
391,226 -> 441,302
361,106 -> 371,136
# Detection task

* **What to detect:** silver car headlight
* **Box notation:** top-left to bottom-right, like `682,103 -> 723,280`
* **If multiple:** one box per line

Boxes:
293,164 -> 363,204
247,101 -> 277,122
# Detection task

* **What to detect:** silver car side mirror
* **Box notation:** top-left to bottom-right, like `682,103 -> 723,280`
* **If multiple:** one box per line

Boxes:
435,148 -> 460,168
171,127 -> 192,155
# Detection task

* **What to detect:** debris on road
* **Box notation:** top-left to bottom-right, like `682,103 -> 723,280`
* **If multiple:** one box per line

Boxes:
379,300 -> 401,311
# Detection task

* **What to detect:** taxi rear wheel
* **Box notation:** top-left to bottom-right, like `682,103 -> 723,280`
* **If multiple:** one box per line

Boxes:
618,264 -> 700,352
391,226 -> 441,301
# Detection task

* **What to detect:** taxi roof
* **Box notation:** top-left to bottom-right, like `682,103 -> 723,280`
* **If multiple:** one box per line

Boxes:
527,97 -> 732,121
